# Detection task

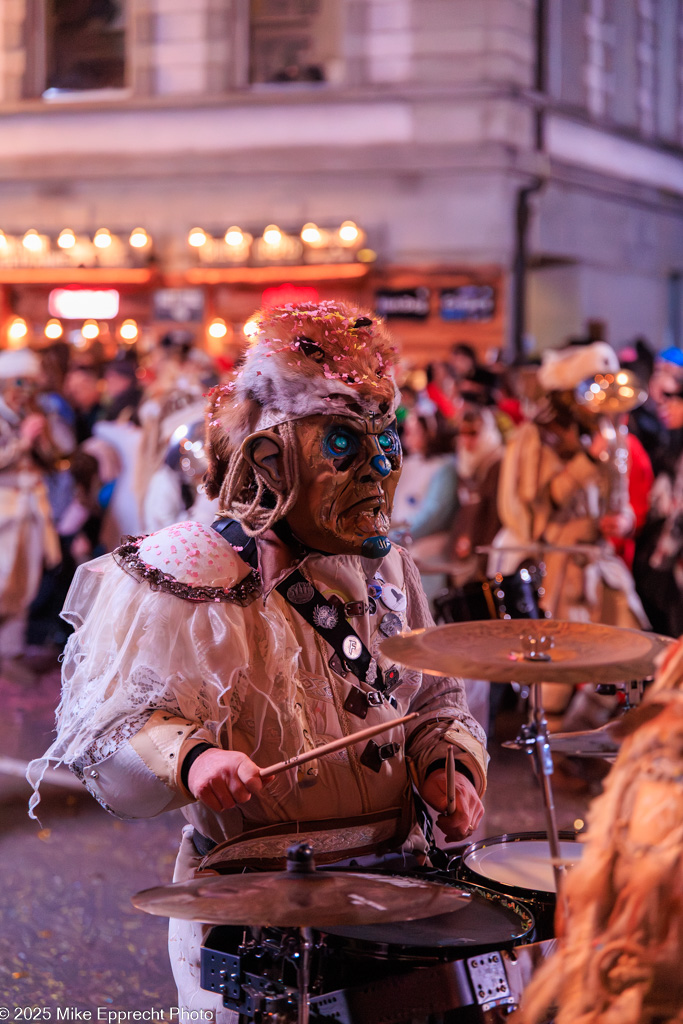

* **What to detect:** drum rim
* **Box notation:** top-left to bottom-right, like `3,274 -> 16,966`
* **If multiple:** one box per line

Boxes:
321,878 -> 535,959
454,830 -> 580,901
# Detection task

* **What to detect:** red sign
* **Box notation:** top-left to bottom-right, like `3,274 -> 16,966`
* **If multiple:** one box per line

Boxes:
261,283 -> 319,308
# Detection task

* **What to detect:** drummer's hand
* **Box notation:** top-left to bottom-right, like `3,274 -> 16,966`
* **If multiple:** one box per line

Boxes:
187,749 -> 266,813
420,770 -> 484,842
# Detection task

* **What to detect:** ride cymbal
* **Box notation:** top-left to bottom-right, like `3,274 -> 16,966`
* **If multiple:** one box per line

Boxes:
380,619 -> 671,685
503,724 -> 620,759
133,871 -> 472,928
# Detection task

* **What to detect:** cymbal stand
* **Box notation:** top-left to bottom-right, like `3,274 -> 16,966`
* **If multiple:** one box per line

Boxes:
284,843 -> 317,1024
294,927 -> 313,1024
516,682 -> 565,895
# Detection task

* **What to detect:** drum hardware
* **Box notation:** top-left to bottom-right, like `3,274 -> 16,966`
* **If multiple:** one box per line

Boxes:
202,924 -> 320,1024
432,568 -> 543,626
201,932 -> 541,1023
522,680 -> 565,895
136,843 -> 463,1024
503,723 -> 620,761
381,620 -> 671,894
199,873 -> 538,1023
529,690 -> 664,760
595,677 -> 645,707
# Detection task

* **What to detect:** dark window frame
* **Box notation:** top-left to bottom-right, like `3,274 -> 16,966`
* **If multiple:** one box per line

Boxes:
22,0 -> 130,101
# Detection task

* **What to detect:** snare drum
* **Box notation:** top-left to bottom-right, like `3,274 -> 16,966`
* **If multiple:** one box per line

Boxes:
319,881 -> 535,1022
456,831 -> 582,940
323,880 -> 534,964
434,568 -> 542,625
202,877 -> 538,1023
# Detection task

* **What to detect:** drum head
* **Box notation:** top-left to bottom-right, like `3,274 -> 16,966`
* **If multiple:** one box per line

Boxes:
323,882 -> 533,957
462,832 -> 581,896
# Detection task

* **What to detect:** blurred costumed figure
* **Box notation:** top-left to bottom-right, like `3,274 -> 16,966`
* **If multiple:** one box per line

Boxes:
0,350 -> 61,675
496,343 -> 648,730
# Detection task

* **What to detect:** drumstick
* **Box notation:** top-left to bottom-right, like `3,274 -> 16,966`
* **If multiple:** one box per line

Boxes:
446,747 -> 457,816
258,712 -> 419,778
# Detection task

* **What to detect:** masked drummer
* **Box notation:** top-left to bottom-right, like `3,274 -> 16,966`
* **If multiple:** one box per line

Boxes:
29,300 -> 488,1017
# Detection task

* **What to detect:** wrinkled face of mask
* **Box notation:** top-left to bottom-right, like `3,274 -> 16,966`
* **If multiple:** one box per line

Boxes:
286,414 -> 402,558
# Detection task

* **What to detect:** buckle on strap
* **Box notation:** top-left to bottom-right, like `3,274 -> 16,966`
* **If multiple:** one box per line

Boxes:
360,740 -> 400,773
343,686 -> 385,719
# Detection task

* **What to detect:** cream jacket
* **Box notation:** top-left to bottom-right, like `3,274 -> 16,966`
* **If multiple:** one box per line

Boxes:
31,521 -> 488,864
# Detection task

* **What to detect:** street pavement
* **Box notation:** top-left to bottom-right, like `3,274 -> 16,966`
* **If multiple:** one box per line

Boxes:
0,664 -> 592,1017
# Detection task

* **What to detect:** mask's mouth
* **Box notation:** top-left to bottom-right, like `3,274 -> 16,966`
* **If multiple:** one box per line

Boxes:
346,495 -> 385,515
340,494 -> 390,537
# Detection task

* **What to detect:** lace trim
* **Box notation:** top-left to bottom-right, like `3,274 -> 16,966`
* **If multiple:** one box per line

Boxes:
112,535 -> 262,605
73,709 -> 154,773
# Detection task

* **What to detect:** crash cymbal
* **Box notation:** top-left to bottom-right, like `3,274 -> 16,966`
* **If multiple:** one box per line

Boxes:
380,620 -> 671,685
133,871 -> 472,928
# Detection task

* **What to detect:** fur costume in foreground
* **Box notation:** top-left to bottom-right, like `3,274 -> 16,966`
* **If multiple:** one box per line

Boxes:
515,641 -> 683,1024
204,300 -> 401,536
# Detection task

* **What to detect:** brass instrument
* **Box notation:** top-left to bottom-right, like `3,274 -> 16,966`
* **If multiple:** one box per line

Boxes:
574,370 -> 647,516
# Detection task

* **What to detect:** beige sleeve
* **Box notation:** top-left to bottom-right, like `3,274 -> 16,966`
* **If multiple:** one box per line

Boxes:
129,710 -> 216,798
548,451 -> 600,508
80,712 -> 218,818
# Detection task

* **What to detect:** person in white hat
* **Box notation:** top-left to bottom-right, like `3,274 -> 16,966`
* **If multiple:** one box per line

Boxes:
0,348 -> 61,679
29,301 -> 488,1020
496,342 -> 648,731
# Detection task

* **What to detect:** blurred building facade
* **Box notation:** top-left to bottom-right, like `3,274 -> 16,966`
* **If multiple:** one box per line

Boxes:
0,0 -> 682,363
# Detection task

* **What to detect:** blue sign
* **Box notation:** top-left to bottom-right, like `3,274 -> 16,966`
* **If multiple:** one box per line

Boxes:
375,288 -> 430,320
440,285 -> 495,322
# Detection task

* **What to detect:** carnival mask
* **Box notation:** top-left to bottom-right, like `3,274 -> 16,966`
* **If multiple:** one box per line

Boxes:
245,413 -> 402,558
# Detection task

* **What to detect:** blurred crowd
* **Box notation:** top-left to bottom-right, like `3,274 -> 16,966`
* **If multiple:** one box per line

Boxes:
0,331 -> 224,684
2,327 -> 683,738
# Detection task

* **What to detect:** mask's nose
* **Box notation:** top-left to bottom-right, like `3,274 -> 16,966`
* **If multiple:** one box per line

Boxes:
370,453 -> 392,477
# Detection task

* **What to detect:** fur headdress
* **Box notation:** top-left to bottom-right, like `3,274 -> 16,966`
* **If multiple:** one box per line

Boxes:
204,300 -> 401,533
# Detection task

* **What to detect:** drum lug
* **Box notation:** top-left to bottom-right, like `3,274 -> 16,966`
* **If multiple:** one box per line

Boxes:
466,952 -> 516,1014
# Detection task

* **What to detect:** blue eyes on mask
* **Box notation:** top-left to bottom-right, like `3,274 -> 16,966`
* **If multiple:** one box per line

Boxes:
378,430 -> 400,456
322,427 -> 400,461
323,429 -> 358,459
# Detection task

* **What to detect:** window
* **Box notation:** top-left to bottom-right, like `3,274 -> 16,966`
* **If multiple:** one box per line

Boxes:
249,0 -> 340,85
23,0 -> 127,99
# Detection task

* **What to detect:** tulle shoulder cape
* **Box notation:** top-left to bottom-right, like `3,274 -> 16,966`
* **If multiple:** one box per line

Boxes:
27,522 -> 299,816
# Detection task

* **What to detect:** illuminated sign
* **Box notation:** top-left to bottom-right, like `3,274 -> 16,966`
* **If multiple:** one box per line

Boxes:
375,288 -> 430,320
153,288 -> 204,322
440,285 -> 495,322
48,289 -> 120,320
261,284 -> 319,308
